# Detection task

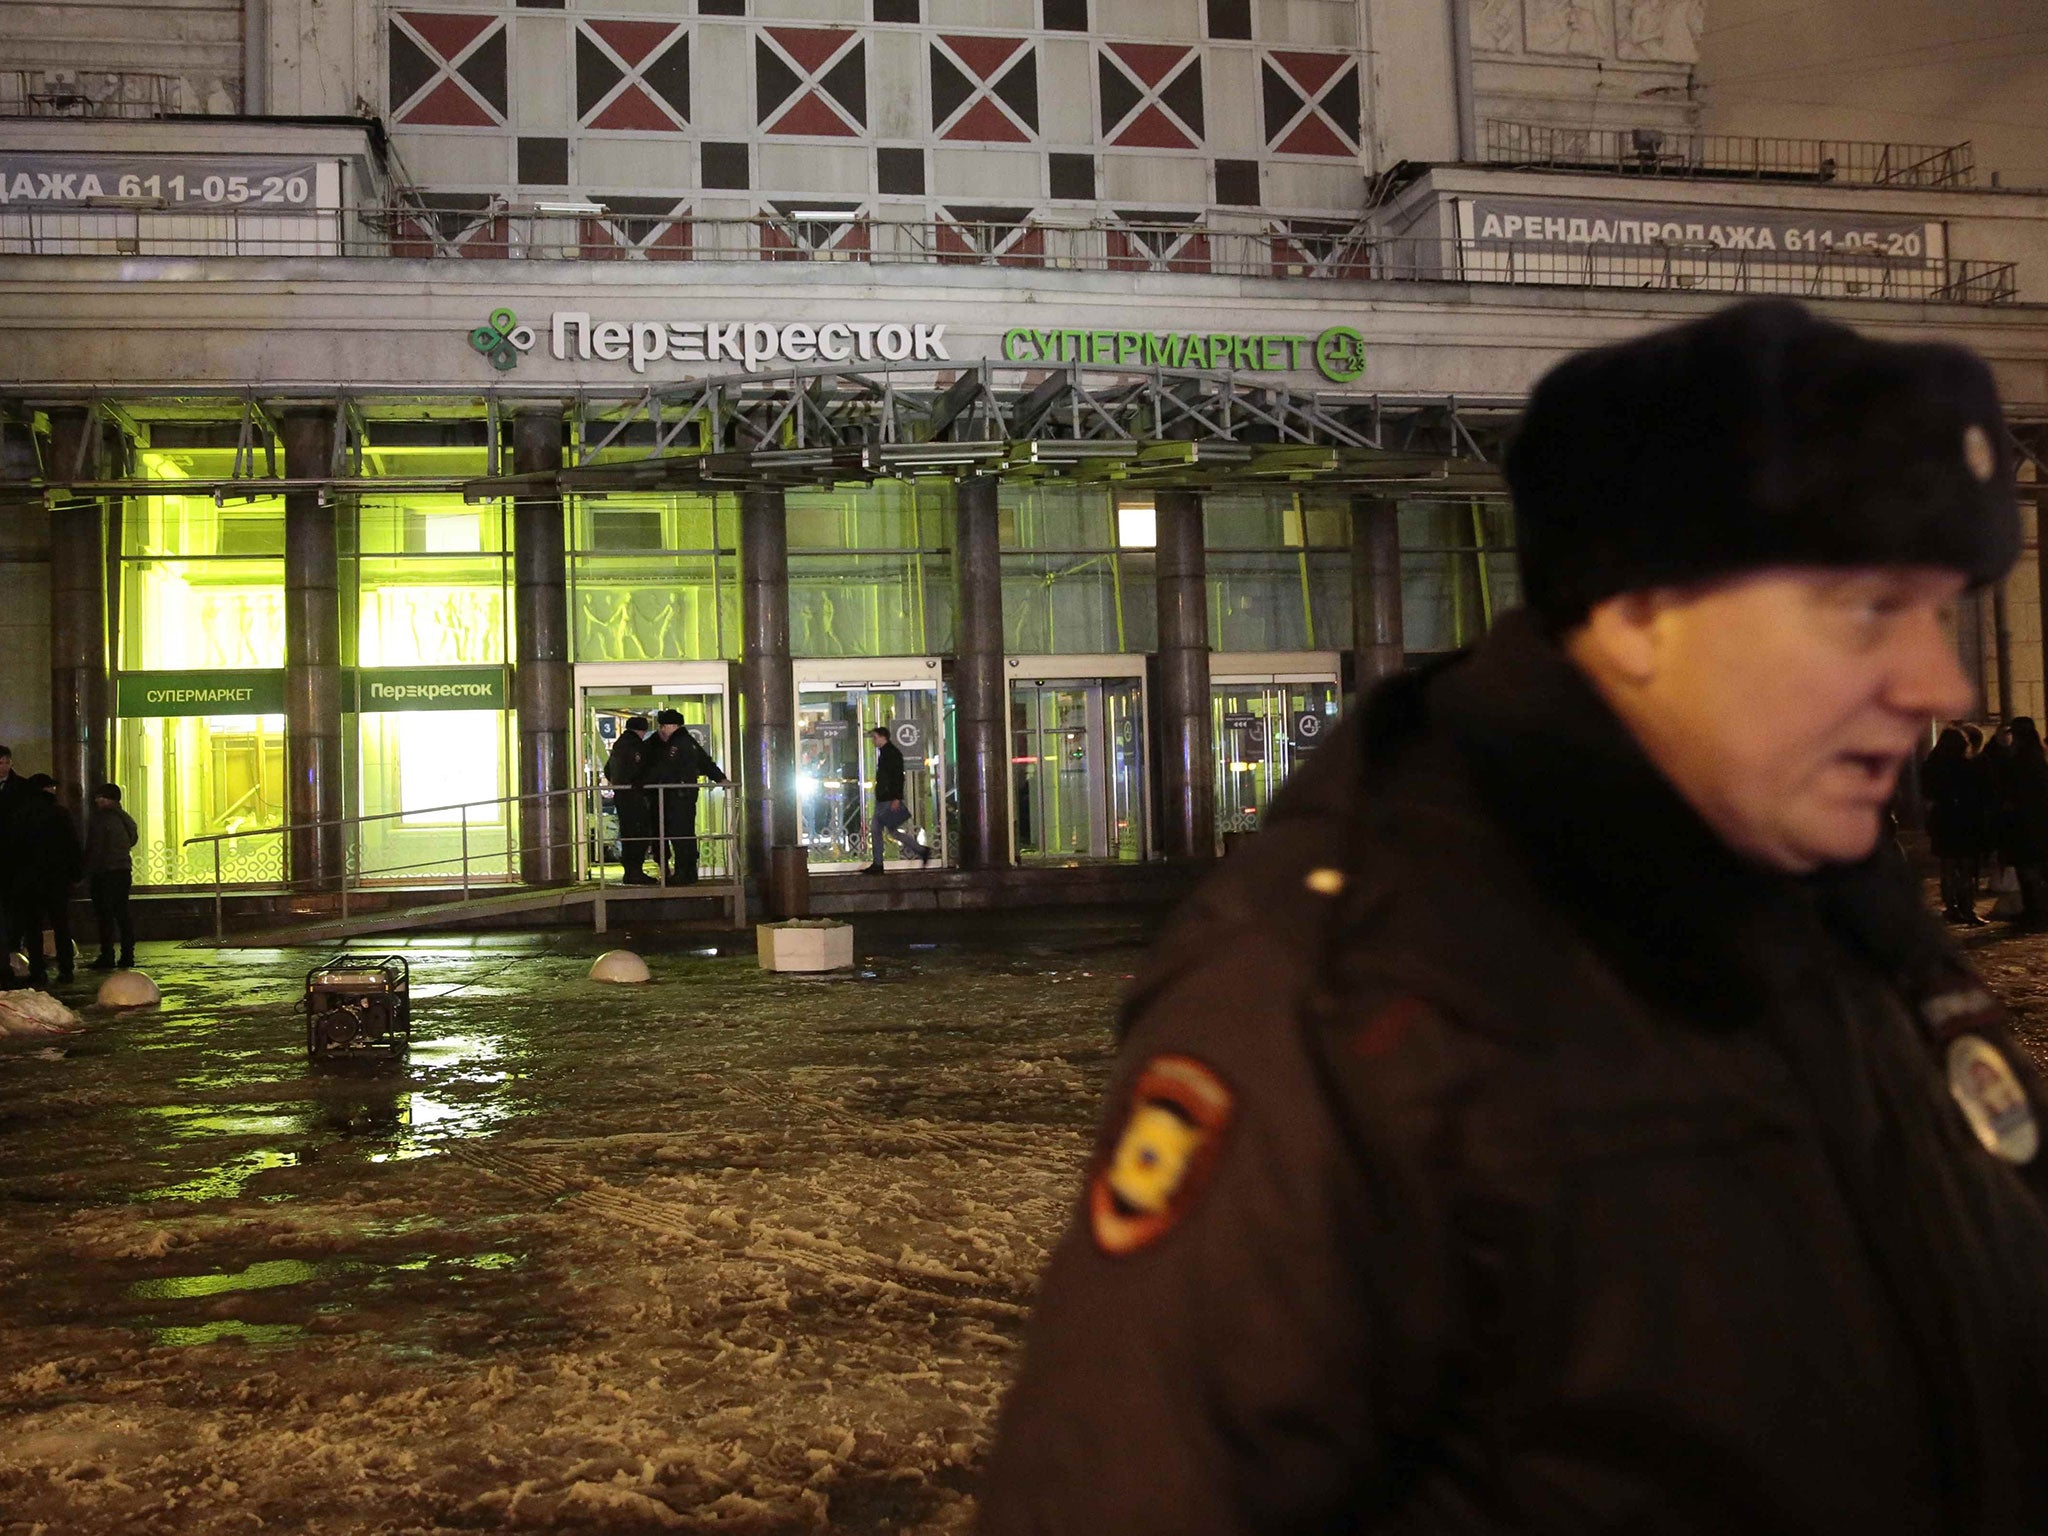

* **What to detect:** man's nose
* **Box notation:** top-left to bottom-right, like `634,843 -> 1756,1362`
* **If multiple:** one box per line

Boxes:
1891,605 -> 1977,719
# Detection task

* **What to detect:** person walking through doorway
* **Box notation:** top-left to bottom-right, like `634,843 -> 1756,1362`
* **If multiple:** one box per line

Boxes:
84,782 -> 138,970
603,715 -> 656,884
643,708 -> 726,883
864,725 -> 930,873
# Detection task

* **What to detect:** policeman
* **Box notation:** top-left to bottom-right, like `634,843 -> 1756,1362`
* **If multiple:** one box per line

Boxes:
642,707 -> 726,884
981,301 -> 2048,1534
602,715 -> 655,885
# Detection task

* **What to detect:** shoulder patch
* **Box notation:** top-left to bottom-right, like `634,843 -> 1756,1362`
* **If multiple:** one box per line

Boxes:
1947,1034 -> 2040,1165
1090,1055 -> 1234,1257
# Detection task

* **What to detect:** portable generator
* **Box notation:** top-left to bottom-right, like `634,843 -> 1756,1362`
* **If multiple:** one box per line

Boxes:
302,955 -> 411,1061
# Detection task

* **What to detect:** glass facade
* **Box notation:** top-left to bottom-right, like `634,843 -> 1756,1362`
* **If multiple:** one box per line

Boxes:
1204,493 -> 1352,652
789,482 -> 953,658
118,451 -> 289,885
353,481 -> 513,884
570,493 -> 735,663
1001,485 -> 1157,655
1400,498 -> 1520,655
110,443 -> 1379,886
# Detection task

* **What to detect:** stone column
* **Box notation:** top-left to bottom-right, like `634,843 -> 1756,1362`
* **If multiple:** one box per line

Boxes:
953,474 -> 1009,869
1351,495 -> 1405,689
45,408 -> 110,831
738,487 -> 796,878
280,408 -> 345,889
512,409 -> 573,884
1153,490 -> 1213,860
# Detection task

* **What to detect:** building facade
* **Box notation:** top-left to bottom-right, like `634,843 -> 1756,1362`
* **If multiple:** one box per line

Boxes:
1,0 -> 2045,902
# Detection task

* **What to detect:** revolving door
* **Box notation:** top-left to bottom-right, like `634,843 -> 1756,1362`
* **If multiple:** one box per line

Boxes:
574,662 -> 734,880
1007,656 -> 1149,863
794,658 -> 948,872
1212,654 -> 1342,838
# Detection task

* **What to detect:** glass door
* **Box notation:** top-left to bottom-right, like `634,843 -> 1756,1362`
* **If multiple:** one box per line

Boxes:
1212,669 -> 1339,836
1008,661 -> 1148,863
794,660 -> 948,873
574,664 -> 732,881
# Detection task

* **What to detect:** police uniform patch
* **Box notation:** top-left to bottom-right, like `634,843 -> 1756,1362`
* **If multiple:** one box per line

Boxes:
1963,422 -> 1997,483
1090,1055 -> 1233,1256
1947,1034 -> 2039,1164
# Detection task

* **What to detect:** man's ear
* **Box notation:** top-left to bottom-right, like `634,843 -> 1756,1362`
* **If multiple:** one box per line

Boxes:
1571,590 -> 1665,687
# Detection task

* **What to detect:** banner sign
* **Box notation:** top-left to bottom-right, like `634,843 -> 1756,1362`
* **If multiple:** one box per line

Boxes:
354,667 -> 506,712
0,154 -> 321,210
1461,196 -> 1940,259
117,670 -> 284,717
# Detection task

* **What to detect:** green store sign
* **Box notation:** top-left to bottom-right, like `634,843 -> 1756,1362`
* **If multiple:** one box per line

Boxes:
117,670 -> 284,717
355,667 -> 507,712
1001,323 -> 1367,383
116,668 -> 508,717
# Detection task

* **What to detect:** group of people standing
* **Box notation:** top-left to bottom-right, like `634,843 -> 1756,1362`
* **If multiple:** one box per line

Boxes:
0,744 -> 138,988
1922,716 -> 2048,927
600,710 -> 728,884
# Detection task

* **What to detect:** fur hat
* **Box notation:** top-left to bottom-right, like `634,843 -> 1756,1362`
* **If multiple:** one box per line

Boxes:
1506,299 -> 2019,627
655,708 -> 687,727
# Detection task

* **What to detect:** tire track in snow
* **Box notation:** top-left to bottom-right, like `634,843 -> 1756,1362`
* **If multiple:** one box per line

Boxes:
451,1146 -> 1034,1320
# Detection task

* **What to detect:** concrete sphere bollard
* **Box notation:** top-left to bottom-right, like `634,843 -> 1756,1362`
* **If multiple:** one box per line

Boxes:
97,971 -> 162,1009
589,950 -> 652,984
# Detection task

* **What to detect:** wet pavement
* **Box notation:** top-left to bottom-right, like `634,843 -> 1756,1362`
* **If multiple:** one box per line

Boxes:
6,904 -> 2048,1535
0,912 -> 1151,1535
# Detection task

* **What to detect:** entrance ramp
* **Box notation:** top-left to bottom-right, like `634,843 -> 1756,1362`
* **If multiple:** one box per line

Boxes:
182,784 -> 748,947
198,879 -> 747,949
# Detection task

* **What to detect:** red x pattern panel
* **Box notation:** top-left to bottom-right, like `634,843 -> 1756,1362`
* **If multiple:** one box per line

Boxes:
757,27 -> 867,138
931,35 -> 1038,143
1099,42 -> 1204,150
577,19 -> 690,131
390,12 -> 508,127
1261,50 -> 1361,157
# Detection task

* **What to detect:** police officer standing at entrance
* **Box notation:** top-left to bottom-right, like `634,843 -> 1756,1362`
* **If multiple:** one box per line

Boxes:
603,715 -> 656,885
982,301 -> 2048,1534
642,708 -> 726,884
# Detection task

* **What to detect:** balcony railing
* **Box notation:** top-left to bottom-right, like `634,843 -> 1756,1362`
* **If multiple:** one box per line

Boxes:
0,69 -> 185,119
0,205 -> 2019,305
1485,120 -> 1976,188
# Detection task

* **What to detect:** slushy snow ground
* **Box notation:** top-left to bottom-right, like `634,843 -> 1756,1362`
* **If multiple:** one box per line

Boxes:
0,914 -> 1146,1534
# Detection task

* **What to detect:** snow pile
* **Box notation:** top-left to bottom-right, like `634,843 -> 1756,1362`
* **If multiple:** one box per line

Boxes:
0,988 -> 81,1038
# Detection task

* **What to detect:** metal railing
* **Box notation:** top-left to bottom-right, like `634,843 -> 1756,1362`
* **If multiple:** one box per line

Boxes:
182,780 -> 747,942
1,69 -> 186,119
1464,238 -> 2017,304
1484,120 -> 1976,187
0,207 -> 2018,305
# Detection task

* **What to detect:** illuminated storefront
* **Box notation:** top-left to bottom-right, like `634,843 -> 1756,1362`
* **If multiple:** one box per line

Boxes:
87,434 -> 1501,888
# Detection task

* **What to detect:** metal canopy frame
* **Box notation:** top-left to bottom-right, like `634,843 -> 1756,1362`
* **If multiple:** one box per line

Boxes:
1,361 -> 1529,502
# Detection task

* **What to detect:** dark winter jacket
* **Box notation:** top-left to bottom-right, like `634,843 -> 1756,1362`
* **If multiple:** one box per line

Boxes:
603,730 -> 649,792
1922,738 -> 1984,860
2003,750 -> 2048,865
642,728 -> 726,796
983,611 -> 2048,1536
873,740 -> 906,803
83,806 -> 138,874
9,792 -> 83,893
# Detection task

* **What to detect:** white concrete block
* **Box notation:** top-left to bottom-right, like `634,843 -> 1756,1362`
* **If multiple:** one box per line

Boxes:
758,920 -> 855,972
